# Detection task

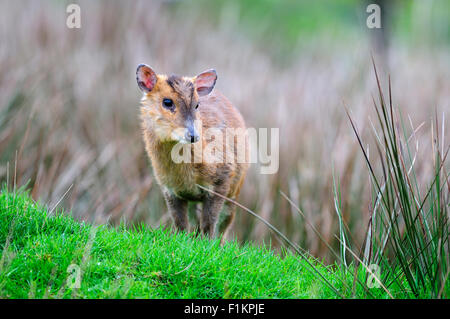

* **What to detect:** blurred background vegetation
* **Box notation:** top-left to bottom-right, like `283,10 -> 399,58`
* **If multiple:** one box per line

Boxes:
196,0 -> 450,56
0,0 -> 448,263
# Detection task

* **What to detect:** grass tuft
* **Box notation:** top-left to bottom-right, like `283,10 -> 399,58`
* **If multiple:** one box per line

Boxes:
339,62 -> 449,298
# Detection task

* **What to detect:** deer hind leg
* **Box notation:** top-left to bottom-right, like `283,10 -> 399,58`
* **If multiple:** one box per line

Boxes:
163,191 -> 188,232
218,202 -> 236,244
187,202 -> 202,236
201,194 -> 226,238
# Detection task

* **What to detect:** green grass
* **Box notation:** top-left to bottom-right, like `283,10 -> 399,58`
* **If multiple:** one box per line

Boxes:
0,188 -> 403,299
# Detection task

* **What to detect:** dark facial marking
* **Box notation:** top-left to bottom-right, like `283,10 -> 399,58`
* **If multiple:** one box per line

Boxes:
166,75 -> 196,119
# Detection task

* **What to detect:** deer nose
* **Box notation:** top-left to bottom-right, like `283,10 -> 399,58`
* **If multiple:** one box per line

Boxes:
185,128 -> 199,143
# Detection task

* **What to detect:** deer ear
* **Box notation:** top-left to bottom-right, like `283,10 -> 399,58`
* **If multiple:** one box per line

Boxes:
136,64 -> 157,93
194,69 -> 217,96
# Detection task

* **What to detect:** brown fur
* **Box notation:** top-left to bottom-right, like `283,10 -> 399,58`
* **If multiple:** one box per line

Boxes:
138,69 -> 249,240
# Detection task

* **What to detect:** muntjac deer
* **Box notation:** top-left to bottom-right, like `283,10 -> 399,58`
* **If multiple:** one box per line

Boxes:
136,64 -> 249,240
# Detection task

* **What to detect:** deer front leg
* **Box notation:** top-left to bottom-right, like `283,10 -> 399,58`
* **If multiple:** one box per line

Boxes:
163,191 -> 188,231
201,194 -> 226,238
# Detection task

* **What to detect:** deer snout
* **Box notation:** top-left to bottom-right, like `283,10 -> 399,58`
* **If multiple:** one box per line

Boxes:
185,123 -> 200,143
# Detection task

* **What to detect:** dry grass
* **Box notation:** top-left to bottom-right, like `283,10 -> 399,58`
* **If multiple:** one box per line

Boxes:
0,0 -> 448,262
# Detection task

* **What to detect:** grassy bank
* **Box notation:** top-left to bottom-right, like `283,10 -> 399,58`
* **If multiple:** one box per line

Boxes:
0,188 -> 402,299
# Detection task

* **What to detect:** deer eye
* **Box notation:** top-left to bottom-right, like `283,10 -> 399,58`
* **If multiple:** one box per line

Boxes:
162,98 -> 174,109
195,103 -> 199,109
